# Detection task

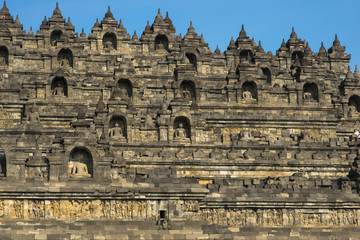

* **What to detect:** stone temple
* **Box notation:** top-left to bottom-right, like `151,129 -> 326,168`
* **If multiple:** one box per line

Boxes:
1,1 -> 360,239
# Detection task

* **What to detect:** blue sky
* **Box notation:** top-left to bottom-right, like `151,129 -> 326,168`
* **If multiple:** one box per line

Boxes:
6,0 -> 360,69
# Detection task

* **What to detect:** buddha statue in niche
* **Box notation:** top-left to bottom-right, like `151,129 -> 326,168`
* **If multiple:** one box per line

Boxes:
349,105 -> 358,114
175,123 -> 188,139
109,122 -> 124,139
70,162 -> 91,178
69,151 -> 91,178
112,88 -> 129,101
104,41 -> 114,50
52,82 -> 64,96
303,91 -> 313,101
0,52 -> 6,66
242,90 -> 255,101
59,58 -> 70,68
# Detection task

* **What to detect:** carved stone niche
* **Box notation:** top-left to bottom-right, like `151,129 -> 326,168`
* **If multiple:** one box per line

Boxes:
57,48 -> 73,68
108,116 -> 127,142
303,82 -> 319,102
111,79 -> 132,102
173,116 -> 191,142
179,80 -> 196,101
241,81 -> 257,102
0,149 -> 6,177
25,150 -> 49,181
348,95 -> 360,117
68,147 -> 93,179
51,77 -> 68,97
0,46 -> 9,67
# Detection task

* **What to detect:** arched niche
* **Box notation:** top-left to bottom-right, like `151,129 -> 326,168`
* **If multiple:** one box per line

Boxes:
57,48 -> 73,68
69,147 -> 93,178
303,82 -> 319,101
50,30 -> 62,47
109,116 -> 127,139
240,50 -> 254,63
0,46 -> 9,66
0,147 -> 6,177
242,81 -> 258,101
349,95 -> 360,112
174,116 -> 191,139
292,51 -> 304,61
155,34 -> 169,51
185,53 -> 197,70
103,32 -> 117,50
111,79 -> 132,101
294,67 -> 301,82
51,77 -> 68,97
180,80 -> 196,100
262,68 -> 271,84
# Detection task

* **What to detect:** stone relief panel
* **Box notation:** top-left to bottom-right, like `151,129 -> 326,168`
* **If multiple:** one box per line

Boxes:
0,199 -> 359,227
197,208 -> 360,227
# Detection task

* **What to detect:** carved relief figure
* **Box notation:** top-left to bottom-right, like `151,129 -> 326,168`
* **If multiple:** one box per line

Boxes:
13,200 -> 23,218
0,200 -> 4,217
29,200 -> 44,218
102,201 -> 111,219
239,130 -> 252,140
300,131 -> 312,142
26,107 -> 40,124
51,200 -> 60,218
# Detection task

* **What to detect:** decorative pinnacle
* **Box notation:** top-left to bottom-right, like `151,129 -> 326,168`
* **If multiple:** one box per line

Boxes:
239,24 -> 247,38
319,41 -> 326,52
105,5 -> 114,19
346,65 -> 354,79
1,0 -> 9,13
214,45 -> 220,54
354,65 -> 360,78
66,17 -> 73,26
290,26 -> 297,38
95,18 -> 100,27
187,21 -> 195,34
333,34 -> 340,46
227,36 -> 236,50
80,28 -> 86,37
132,30 -> 138,40
164,11 -> 172,24
144,20 -> 150,32
15,14 -> 20,23
53,2 -> 62,16
118,18 -> 124,29
258,40 -> 264,52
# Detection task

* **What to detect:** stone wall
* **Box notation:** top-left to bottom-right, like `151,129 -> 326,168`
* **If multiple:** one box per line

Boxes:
0,2 -> 359,239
